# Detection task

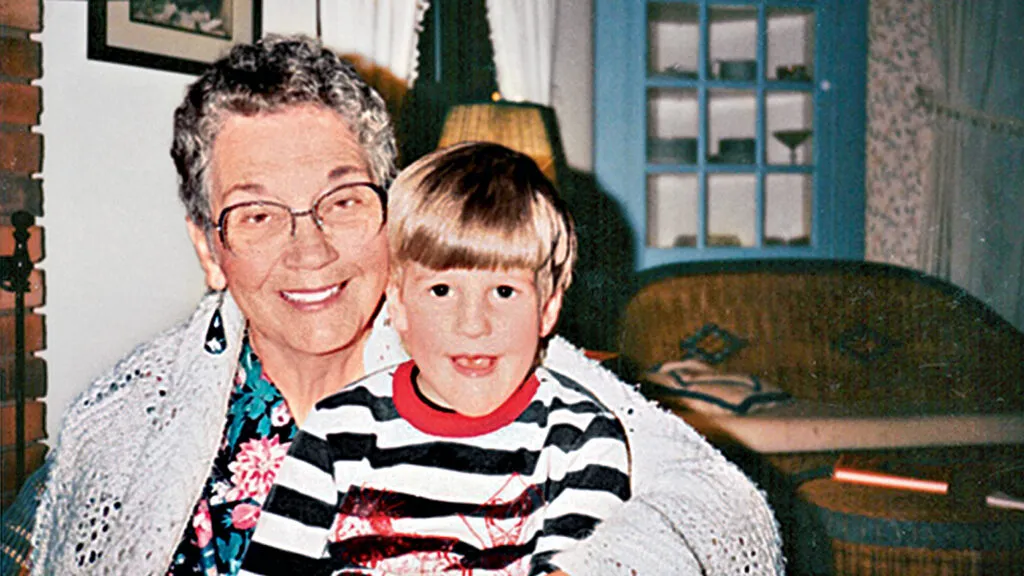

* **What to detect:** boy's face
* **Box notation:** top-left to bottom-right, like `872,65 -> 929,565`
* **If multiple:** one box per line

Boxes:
388,262 -> 563,417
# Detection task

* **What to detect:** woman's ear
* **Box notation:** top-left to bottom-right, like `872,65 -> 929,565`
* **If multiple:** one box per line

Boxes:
385,281 -> 409,332
539,290 -> 564,338
186,218 -> 228,291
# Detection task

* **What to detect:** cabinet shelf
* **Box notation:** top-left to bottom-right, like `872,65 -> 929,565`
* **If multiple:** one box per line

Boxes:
648,88 -> 813,107
633,245 -> 821,268
646,163 -> 816,173
769,80 -> 814,90
646,76 -> 816,91
647,1 -> 819,23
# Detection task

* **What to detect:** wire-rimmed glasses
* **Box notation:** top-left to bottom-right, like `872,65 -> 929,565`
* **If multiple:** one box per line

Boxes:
214,182 -> 387,257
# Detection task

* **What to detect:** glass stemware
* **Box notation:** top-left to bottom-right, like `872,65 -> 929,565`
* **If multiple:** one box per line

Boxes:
773,129 -> 813,164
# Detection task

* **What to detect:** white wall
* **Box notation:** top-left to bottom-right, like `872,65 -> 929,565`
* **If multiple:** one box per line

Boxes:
38,0 -> 593,438
39,2 -> 205,437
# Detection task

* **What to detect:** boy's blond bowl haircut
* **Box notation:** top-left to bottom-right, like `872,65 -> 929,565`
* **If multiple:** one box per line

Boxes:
388,141 -> 578,306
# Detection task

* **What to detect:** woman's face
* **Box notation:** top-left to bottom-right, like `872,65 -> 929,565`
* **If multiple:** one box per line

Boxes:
187,104 -> 389,360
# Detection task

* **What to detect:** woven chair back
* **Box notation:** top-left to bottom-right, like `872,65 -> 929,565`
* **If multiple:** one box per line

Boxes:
618,260 -> 1024,414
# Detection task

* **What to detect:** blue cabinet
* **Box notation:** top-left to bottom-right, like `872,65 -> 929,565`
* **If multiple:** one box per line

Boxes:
594,0 -> 867,270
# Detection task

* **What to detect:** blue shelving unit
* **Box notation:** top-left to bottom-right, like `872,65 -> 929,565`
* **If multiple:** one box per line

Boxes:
594,0 -> 867,271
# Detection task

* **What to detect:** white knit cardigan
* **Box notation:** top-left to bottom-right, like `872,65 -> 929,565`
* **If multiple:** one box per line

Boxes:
32,292 -> 783,575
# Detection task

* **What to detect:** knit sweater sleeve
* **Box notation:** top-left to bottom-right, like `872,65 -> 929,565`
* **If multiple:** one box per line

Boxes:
542,337 -> 785,575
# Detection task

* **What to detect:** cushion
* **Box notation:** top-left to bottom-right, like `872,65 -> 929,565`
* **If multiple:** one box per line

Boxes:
643,359 -> 791,415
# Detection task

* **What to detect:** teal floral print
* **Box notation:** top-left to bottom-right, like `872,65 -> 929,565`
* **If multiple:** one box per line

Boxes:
168,337 -> 297,575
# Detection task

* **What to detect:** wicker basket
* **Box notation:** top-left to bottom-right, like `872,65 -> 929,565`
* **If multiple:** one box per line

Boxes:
742,446 -> 1024,576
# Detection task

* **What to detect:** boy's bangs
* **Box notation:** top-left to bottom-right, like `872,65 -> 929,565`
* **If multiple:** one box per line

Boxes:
387,142 -> 576,300
398,209 -> 554,273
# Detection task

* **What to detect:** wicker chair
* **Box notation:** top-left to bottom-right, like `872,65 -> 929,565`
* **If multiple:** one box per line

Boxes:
617,259 -> 1024,575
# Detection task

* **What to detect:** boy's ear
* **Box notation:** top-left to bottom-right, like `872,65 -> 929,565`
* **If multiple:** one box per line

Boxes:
539,290 -> 564,338
385,282 -> 409,332
187,218 -> 228,291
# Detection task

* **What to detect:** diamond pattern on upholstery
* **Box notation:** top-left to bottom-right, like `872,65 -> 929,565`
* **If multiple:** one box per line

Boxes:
679,323 -> 748,365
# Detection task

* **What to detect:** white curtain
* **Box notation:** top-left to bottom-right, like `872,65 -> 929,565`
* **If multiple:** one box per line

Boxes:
485,0 -> 557,105
919,0 -> 1024,330
319,0 -> 430,87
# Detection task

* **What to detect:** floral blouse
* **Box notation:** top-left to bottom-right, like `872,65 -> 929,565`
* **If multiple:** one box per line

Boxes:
168,338 -> 297,576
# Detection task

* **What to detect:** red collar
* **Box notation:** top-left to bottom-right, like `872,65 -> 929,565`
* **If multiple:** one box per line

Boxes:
392,360 -> 539,437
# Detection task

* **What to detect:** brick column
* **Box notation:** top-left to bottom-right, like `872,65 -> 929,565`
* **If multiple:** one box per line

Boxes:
1,0 -> 45,509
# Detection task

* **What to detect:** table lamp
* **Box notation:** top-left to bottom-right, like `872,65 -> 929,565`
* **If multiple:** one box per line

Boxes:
435,100 -> 564,185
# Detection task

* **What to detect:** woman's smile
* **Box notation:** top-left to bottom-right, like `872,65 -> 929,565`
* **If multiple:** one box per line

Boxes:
280,282 -> 345,306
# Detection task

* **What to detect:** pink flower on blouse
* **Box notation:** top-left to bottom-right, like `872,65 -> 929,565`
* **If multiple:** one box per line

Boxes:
193,500 -> 213,548
270,401 -> 291,427
231,502 -> 262,530
226,436 -> 290,502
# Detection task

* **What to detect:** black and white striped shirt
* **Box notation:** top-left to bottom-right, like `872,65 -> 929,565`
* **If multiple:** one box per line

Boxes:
241,361 -> 631,575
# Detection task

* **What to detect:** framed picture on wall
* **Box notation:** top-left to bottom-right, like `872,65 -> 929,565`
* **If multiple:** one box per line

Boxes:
88,0 -> 263,75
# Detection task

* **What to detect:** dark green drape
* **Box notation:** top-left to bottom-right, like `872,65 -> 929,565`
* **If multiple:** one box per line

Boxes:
395,0 -> 498,166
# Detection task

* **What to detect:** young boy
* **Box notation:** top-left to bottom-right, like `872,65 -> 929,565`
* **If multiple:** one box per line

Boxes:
242,142 -> 631,575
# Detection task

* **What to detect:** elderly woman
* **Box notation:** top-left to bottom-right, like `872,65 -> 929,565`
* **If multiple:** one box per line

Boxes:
22,36 -> 782,575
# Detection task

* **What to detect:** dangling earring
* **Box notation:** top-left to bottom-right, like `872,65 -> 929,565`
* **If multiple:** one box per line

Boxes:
204,291 -> 227,355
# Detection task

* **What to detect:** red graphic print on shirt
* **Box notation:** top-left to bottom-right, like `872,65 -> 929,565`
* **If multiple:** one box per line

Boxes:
458,474 -> 542,575
326,475 -> 545,574
329,485 -> 460,571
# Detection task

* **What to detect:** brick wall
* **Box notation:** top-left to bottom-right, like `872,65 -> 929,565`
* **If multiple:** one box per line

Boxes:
1,0 -> 45,509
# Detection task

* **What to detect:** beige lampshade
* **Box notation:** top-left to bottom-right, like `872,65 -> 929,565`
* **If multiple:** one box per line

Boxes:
436,102 -> 560,183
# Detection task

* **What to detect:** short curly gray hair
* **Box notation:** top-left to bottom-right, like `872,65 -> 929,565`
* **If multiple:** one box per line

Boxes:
171,34 -> 397,227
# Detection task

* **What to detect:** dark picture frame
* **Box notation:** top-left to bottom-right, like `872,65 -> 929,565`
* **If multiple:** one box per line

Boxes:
88,0 -> 263,75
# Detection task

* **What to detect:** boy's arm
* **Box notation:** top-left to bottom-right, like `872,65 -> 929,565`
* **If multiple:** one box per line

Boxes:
531,414 -> 631,576
543,337 -> 785,575
240,419 -> 339,576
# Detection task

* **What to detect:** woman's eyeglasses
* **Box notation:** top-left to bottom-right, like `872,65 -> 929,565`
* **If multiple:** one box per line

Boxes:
214,182 -> 387,257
